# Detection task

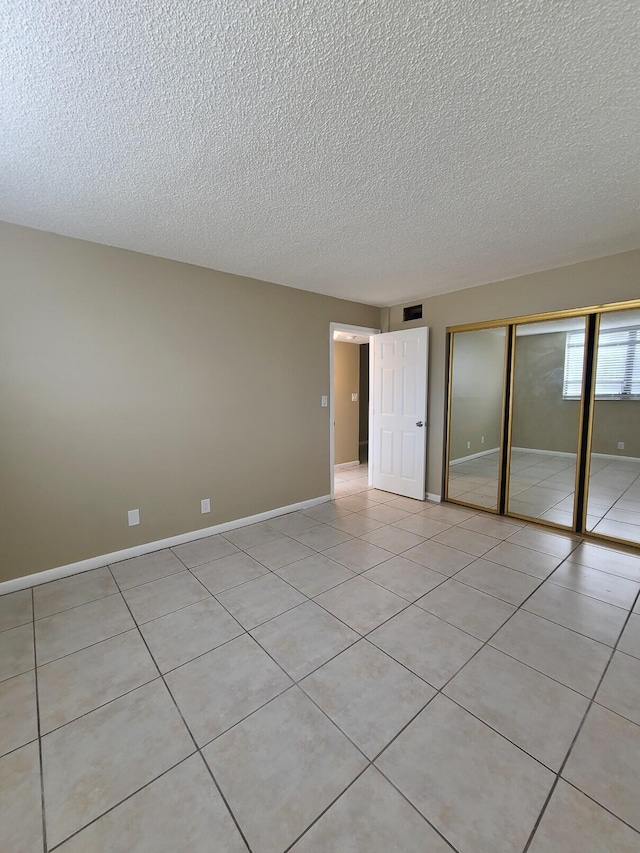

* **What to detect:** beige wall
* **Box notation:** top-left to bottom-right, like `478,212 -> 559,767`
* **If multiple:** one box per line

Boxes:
389,250 -> 640,496
512,331 -> 640,458
333,342 -> 360,464
593,399 -> 640,458
0,222 -> 380,582
450,329 -> 506,460
512,331 -> 580,454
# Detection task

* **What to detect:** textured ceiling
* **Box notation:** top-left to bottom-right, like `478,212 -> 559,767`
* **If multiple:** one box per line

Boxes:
2,1 -> 639,306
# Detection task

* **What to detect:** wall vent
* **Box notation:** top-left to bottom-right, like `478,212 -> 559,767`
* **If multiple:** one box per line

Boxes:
403,304 -> 423,322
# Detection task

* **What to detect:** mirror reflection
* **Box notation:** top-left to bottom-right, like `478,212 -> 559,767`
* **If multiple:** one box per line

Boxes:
507,317 -> 586,526
448,328 -> 507,510
586,309 -> 640,545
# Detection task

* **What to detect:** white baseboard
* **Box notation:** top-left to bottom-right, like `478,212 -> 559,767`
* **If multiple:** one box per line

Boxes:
335,460 -> 361,469
0,494 -> 331,595
426,493 -> 442,503
512,447 -> 640,463
512,446 -> 577,459
592,451 -> 640,463
450,448 -> 500,465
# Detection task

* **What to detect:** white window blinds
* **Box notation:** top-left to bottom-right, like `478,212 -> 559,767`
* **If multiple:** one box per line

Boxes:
563,326 -> 640,399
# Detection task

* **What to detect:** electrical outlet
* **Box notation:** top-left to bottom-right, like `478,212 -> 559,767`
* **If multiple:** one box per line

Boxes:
321,395 -> 328,407
467,441 -> 471,449
617,441 -> 625,450
201,498 -> 211,514
351,392 -> 358,402
128,509 -> 140,526
481,436 -> 485,444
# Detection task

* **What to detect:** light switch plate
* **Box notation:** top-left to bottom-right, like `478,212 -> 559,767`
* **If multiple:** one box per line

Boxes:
128,509 -> 140,526
351,393 -> 358,402
321,395 -> 328,407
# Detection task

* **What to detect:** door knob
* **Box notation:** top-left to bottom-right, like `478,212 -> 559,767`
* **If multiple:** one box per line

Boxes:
416,421 -> 424,427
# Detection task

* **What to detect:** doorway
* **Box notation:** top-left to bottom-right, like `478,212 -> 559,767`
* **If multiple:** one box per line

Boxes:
329,324 -> 379,499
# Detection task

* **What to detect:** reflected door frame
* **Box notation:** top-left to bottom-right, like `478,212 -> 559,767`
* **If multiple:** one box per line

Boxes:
443,326 -> 510,514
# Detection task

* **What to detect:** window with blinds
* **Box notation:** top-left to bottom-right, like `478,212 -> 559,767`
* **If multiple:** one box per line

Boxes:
563,326 -> 640,399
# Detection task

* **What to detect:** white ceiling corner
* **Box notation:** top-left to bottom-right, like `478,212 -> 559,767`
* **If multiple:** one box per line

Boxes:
2,0 -> 639,307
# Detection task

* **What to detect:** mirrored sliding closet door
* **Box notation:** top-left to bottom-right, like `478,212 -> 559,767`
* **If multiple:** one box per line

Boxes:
585,308 -> 640,546
506,317 -> 587,528
446,327 -> 508,511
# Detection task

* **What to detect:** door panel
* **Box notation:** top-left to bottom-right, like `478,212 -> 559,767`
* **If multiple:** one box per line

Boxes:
507,317 -> 586,527
585,308 -> 640,545
371,328 -> 429,499
381,369 -> 394,414
446,327 -> 507,511
380,430 -> 394,475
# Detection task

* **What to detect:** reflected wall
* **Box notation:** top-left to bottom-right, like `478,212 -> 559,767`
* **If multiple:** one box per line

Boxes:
507,318 -> 585,528
447,328 -> 506,510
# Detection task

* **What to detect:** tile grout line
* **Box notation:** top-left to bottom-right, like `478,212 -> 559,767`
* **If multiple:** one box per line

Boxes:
276,774 -> 378,852
558,778 -> 640,838
521,584 -> 640,851
592,468 -> 640,534
544,575 -> 640,611
33,589 -> 124,624
28,576 -> 120,622
281,756 -> 462,853
38,671 -> 163,739
0,617 -> 32,636
35,623 -> 138,669
105,565 -> 255,853
356,770 -> 463,853
31,587 -> 48,853
44,755 -> 197,852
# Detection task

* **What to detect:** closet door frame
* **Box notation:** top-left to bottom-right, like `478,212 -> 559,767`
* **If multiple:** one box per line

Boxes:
444,299 -> 640,549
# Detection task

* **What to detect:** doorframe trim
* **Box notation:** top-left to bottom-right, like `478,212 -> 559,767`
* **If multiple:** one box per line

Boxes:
329,323 -> 380,499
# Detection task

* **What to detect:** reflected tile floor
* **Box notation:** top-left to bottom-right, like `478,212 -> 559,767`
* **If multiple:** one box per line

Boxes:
1,487 -> 640,852
450,450 -> 640,545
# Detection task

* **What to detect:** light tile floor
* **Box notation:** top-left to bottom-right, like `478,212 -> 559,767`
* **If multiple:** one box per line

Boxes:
2,481 -> 640,852
449,450 -> 640,545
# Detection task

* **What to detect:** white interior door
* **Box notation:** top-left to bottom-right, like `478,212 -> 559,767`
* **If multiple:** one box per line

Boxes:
371,327 -> 429,499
